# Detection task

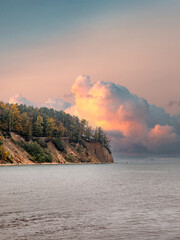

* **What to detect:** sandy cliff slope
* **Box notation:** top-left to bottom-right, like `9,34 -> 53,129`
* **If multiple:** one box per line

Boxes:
0,132 -> 113,165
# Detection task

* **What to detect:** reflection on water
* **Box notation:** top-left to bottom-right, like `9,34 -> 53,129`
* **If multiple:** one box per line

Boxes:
0,160 -> 180,240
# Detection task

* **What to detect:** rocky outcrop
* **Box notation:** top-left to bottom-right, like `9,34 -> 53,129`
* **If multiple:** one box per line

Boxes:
0,133 -> 114,165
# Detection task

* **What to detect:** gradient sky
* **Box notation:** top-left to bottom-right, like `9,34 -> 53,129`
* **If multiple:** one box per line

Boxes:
1,0 -> 180,114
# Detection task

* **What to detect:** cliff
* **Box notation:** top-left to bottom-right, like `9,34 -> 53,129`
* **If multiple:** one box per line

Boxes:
82,140 -> 113,163
0,132 -> 113,165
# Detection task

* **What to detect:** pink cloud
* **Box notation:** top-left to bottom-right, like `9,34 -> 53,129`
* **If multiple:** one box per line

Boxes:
67,75 -> 180,156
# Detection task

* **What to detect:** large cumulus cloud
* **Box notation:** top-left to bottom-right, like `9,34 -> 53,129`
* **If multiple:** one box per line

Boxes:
67,75 -> 180,156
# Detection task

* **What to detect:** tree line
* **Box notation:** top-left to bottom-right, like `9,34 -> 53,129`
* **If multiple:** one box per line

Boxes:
0,102 -> 111,154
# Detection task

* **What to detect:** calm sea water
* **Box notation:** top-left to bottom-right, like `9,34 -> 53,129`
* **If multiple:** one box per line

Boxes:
0,159 -> 180,240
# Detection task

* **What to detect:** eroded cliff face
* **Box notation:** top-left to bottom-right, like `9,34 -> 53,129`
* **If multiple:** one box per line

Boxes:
0,133 -> 113,165
82,140 -> 113,163
1,133 -> 34,165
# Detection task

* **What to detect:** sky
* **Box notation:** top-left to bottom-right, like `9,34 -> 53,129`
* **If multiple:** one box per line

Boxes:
1,0 -> 180,156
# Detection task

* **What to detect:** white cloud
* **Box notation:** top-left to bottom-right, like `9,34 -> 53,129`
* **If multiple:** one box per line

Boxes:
9,94 -> 70,111
42,98 -> 71,111
9,94 -> 34,106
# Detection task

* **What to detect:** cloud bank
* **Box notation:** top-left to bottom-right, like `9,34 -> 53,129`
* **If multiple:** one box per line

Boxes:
9,95 -> 70,112
67,75 -> 180,156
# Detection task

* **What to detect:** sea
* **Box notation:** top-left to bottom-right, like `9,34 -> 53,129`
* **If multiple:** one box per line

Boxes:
0,158 -> 180,240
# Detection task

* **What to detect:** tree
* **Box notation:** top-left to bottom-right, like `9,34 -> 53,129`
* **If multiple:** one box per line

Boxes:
56,122 -> 66,137
80,119 -> 88,136
21,112 -> 32,137
33,115 -> 44,137
94,128 -> 99,142
46,118 -> 56,138
0,136 -> 3,146
0,136 -> 8,161
0,102 -> 9,131
69,123 -> 81,142
9,105 -> 22,133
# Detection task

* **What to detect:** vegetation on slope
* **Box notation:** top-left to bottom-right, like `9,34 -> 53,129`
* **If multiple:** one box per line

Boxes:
0,136 -> 8,161
0,102 -> 111,163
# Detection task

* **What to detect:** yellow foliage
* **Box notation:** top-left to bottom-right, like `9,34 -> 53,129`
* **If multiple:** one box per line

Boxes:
0,145 -> 8,161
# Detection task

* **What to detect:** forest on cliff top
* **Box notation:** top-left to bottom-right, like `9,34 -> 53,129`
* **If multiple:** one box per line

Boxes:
0,102 -> 111,162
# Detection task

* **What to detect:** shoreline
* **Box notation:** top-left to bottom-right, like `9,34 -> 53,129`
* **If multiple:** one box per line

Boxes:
0,162 -> 112,167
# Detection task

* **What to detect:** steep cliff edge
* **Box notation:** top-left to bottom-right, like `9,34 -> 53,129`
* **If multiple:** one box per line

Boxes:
82,140 -> 113,163
0,132 -> 113,165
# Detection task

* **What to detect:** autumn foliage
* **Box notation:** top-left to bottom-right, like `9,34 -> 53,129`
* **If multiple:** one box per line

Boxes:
0,102 -> 111,153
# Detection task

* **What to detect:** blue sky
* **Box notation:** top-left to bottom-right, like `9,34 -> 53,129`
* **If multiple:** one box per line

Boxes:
0,0 -> 157,51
